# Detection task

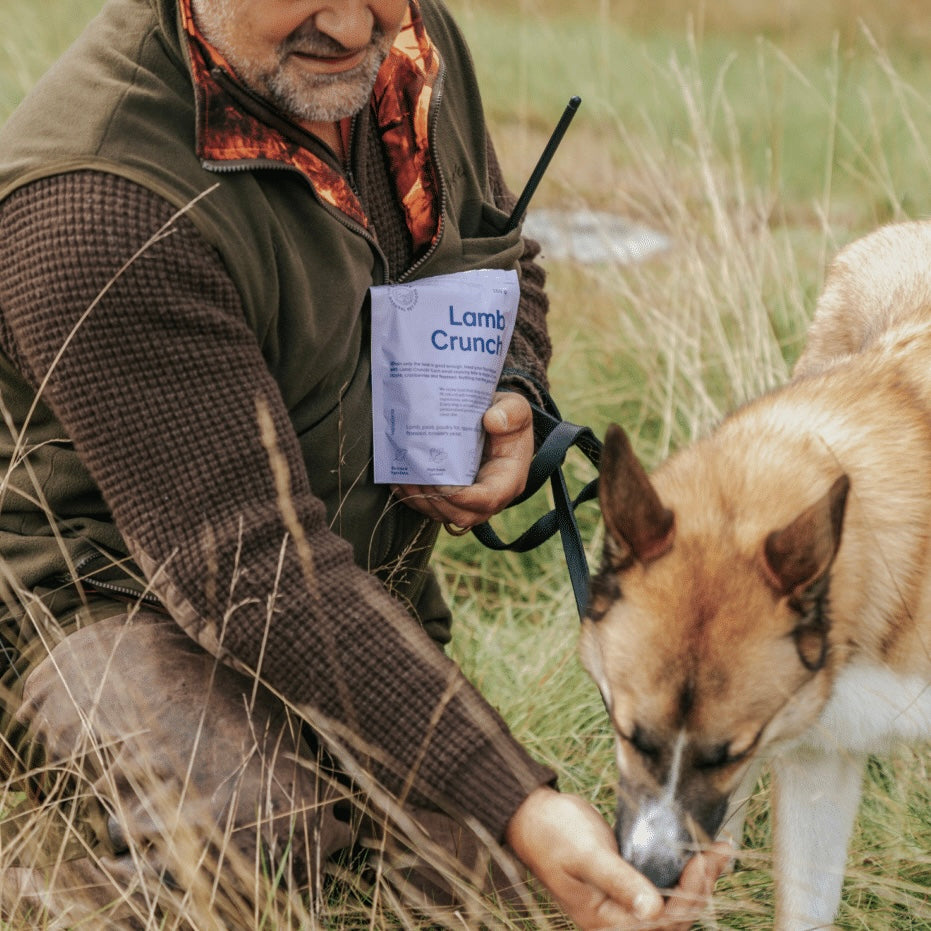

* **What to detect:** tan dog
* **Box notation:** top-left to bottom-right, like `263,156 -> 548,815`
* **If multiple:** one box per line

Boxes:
580,221 -> 931,930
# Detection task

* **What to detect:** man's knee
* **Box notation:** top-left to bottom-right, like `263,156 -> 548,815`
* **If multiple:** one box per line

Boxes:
7,611 -> 352,887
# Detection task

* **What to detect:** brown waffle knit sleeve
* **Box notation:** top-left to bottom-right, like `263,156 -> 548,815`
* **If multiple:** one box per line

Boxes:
0,170 -> 554,839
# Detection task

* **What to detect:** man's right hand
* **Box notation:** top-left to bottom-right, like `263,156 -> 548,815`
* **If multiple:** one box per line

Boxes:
505,786 -> 732,930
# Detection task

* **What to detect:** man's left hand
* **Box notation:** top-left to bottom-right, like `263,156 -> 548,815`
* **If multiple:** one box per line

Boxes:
392,391 -> 534,527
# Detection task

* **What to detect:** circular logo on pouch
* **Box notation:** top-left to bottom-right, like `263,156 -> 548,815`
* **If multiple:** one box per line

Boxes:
389,286 -> 419,311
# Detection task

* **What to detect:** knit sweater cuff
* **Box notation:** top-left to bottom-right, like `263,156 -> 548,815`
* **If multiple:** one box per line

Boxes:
445,737 -> 557,843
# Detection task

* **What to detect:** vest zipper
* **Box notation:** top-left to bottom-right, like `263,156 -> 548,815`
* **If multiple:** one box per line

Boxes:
345,112 -> 362,202
81,578 -> 164,608
397,61 -> 448,284
202,60 -> 449,288
62,551 -> 164,608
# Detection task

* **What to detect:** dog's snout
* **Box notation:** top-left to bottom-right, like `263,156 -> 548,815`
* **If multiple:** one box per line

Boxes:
630,848 -> 687,891
616,798 -> 691,890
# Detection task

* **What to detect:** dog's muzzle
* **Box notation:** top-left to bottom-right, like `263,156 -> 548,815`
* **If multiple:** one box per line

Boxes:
616,797 -> 691,890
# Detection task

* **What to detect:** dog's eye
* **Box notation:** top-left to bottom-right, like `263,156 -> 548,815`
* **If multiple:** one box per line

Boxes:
695,742 -> 744,770
624,725 -> 660,761
695,725 -> 763,770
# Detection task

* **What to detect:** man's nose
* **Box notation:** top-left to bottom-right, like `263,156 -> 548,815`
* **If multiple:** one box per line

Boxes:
314,2 -> 376,51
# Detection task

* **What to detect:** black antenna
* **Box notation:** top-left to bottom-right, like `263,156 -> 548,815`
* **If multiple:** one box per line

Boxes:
504,95 -> 581,233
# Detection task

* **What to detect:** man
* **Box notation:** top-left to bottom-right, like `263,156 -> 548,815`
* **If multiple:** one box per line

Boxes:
0,0 -> 728,926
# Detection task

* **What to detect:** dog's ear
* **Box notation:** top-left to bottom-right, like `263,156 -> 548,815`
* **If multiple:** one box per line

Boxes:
599,424 -> 675,566
761,474 -> 850,599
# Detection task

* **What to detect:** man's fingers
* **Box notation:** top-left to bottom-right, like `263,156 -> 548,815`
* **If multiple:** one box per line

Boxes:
483,391 -> 532,436
483,401 -> 510,433
391,483 -> 465,502
580,847 -> 664,923
392,471 -> 516,525
391,484 -> 482,527
392,393 -> 534,522
663,842 -> 734,925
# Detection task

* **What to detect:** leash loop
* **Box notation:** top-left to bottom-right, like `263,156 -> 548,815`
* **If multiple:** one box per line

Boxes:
471,390 -> 602,620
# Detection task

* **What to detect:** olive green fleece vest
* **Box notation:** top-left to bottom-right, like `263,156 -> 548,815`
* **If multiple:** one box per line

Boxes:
0,0 -> 523,638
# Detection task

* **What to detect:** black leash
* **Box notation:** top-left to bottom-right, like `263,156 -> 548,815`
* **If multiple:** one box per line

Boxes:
470,99 -> 598,617
472,389 -> 602,621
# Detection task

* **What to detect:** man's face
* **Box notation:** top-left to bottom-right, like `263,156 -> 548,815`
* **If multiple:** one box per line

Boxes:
193,0 -> 409,124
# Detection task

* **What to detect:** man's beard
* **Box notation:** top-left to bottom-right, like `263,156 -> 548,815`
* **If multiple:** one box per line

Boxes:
260,27 -> 393,123
195,4 -> 393,123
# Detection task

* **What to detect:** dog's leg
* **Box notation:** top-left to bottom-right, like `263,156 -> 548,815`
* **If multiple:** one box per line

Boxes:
770,746 -> 864,931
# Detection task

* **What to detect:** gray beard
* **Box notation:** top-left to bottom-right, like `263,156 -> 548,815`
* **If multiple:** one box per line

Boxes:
260,45 -> 389,123
192,1 -> 392,124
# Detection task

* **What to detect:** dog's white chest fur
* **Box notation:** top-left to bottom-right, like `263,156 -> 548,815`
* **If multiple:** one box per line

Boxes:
804,661 -> 931,755
767,660 -> 931,929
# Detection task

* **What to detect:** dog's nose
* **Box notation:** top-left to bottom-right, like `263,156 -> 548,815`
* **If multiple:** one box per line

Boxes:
616,798 -> 691,890
629,845 -> 687,890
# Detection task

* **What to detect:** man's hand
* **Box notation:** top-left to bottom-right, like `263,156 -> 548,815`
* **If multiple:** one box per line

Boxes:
392,391 -> 534,527
506,787 -> 732,930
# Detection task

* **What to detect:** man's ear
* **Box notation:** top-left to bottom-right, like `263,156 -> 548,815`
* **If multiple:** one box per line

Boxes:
598,424 -> 675,567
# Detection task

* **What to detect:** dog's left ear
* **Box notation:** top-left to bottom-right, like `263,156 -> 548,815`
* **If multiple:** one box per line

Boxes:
599,424 -> 675,567
761,474 -> 850,600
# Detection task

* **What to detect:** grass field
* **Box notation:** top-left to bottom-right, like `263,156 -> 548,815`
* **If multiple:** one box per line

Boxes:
2,0 -> 931,928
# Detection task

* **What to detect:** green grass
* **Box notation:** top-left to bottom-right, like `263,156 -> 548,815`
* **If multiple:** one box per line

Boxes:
455,0 -> 931,229
0,0 -> 102,114
3,0 -> 931,927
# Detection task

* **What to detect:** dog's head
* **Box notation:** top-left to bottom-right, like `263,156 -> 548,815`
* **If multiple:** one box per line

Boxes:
580,424 -> 849,889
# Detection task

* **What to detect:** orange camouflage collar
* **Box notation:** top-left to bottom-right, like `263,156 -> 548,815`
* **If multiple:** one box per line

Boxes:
179,0 -> 441,252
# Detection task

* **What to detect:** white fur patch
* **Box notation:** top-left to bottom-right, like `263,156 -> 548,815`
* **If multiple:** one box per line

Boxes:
805,662 -> 931,754
622,731 -> 688,864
